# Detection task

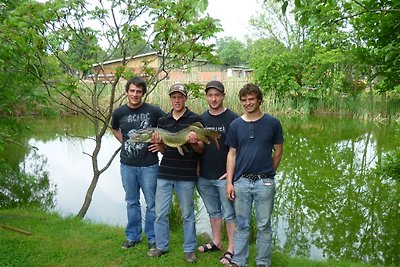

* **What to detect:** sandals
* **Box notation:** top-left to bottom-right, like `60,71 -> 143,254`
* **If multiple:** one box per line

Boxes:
197,241 -> 221,253
220,251 -> 234,264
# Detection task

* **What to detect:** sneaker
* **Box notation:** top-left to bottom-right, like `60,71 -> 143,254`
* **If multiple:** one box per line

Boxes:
121,240 -> 140,249
148,241 -> 157,249
184,252 -> 197,263
147,248 -> 167,257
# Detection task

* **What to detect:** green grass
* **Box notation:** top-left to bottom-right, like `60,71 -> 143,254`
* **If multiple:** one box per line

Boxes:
0,208 -> 378,267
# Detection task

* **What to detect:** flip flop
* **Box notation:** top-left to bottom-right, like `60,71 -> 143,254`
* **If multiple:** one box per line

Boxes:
220,251 -> 234,264
198,241 -> 221,252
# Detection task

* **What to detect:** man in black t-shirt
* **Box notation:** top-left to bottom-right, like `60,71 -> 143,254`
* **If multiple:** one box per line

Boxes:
111,76 -> 165,250
197,81 -> 239,265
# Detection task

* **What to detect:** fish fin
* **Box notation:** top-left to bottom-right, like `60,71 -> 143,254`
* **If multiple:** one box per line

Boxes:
182,144 -> 189,152
212,137 -> 220,150
177,146 -> 185,155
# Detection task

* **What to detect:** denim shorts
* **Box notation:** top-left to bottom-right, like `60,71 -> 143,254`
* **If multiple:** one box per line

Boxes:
197,176 -> 236,223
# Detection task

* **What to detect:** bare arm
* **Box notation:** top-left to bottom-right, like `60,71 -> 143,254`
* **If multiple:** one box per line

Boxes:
272,144 -> 283,171
226,147 -> 236,200
112,129 -> 122,144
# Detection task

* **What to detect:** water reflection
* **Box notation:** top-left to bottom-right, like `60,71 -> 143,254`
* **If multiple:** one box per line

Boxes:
25,134 -> 139,226
0,126 -> 56,209
275,116 -> 400,265
23,130 -> 211,233
20,116 -> 399,266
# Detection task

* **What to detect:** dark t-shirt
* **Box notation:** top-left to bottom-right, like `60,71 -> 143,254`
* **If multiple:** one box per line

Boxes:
199,109 -> 239,179
111,103 -> 165,166
157,108 -> 202,181
225,114 -> 284,182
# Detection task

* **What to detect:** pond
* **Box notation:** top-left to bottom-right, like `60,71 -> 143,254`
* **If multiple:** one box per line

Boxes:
19,115 -> 400,266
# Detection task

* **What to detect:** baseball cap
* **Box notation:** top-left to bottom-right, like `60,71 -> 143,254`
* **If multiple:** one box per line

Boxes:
169,83 -> 187,97
205,80 -> 225,93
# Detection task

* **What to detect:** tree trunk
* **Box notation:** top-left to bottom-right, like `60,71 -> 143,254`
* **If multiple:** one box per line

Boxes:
76,171 -> 100,219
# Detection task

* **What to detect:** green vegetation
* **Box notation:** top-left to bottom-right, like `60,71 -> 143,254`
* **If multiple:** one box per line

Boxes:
0,1 -> 399,265
213,0 -> 400,121
0,208 -> 378,267
146,79 -> 400,122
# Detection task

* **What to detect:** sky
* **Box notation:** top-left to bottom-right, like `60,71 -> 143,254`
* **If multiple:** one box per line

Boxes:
36,0 -> 262,42
206,0 -> 262,41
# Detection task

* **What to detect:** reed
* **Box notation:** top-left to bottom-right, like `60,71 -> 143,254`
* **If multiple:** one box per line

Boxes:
67,79 -> 398,122
149,81 -> 399,122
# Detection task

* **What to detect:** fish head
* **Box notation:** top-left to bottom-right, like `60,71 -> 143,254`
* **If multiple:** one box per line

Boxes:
127,128 -> 155,143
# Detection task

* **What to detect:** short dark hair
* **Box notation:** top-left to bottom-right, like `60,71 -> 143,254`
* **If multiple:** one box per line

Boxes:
239,83 -> 263,103
125,76 -> 147,94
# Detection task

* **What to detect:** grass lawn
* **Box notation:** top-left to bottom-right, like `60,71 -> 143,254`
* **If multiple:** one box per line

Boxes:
0,208 -> 377,267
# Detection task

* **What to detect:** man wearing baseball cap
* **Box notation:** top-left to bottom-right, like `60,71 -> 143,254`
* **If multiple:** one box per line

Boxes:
148,83 -> 204,263
168,83 -> 188,96
197,80 -> 239,265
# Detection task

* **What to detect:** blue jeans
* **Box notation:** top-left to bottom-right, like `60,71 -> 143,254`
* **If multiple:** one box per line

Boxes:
120,163 -> 158,243
154,178 -> 196,253
232,177 -> 276,267
197,176 -> 236,223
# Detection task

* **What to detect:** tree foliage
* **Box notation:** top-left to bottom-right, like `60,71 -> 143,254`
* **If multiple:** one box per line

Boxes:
250,0 -> 397,100
0,0 -> 221,218
0,0 -> 53,116
271,0 -> 400,92
215,37 -> 248,66
249,38 -> 302,97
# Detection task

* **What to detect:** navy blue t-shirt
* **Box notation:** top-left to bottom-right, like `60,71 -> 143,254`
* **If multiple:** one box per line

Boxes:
111,103 -> 165,166
199,109 -> 239,179
225,114 -> 284,182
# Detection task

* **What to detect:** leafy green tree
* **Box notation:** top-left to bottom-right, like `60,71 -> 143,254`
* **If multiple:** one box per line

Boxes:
0,0 -> 26,21
273,0 -> 400,92
63,29 -> 107,78
0,0 -> 56,208
0,0 -> 52,116
250,1 -> 372,99
249,38 -> 303,98
1,0 -> 221,218
215,37 -> 247,66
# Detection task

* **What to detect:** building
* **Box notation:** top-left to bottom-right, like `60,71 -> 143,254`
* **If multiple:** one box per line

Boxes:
89,52 -> 252,83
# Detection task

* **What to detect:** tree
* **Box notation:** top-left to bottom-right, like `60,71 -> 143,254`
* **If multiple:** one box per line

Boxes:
248,1 -> 308,97
250,1 -> 370,98
215,37 -> 247,66
272,0 -> 400,92
2,0 -> 221,218
0,0 -> 52,117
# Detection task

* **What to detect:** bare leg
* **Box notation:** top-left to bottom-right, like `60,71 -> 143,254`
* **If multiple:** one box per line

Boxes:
198,217 -> 223,252
210,217 -> 223,248
220,221 -> 236,264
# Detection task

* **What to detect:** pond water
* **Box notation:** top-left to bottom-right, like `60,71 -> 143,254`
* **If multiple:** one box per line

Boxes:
19,115 -> 400,266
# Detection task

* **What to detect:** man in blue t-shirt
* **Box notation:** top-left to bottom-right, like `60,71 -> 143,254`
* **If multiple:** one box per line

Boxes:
226,83 -> 284,267
111,76 -> 165,250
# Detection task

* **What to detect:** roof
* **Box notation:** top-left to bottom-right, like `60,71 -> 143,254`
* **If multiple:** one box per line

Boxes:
92,51 -> 159,66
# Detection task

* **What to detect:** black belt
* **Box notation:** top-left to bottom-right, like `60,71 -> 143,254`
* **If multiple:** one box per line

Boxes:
242,173 -> 271,181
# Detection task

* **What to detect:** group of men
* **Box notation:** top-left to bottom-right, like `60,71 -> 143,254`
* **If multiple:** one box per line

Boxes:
111,76 -> 284,267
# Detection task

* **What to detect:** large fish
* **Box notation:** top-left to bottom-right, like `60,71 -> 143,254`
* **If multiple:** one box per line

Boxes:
128,122 -> 221,155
